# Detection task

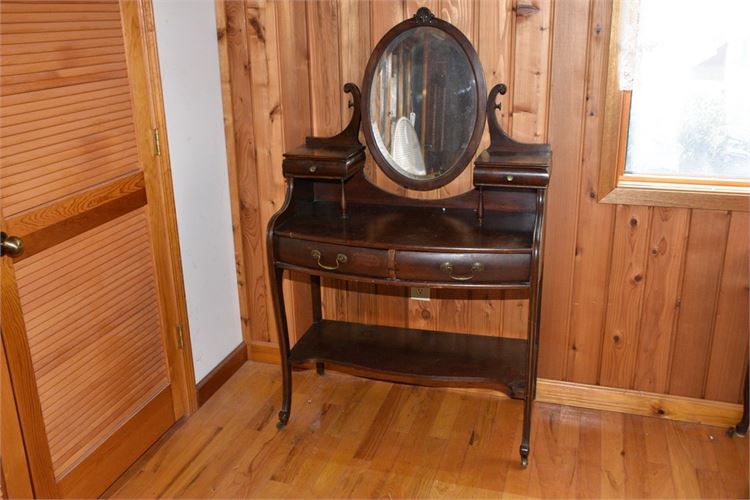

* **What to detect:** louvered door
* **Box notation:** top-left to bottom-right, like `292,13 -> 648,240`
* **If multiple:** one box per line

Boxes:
0,1 -> 192,497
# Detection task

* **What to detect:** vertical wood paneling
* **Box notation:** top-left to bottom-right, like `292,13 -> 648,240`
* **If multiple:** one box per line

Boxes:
306,0 -> 348,326
500,0 -> 554,341
511,0 -> 552,144
565,0 -> 615,384
473,0 -> 515,341
229,0 -> 749,405
245,0 -> 287,342
632,208 -> 689,393
275,0 -> 314,344
599,205 -> 651,388
476,0 -> 514,135
224,0 -> 271,345
338,0 -> 378,331
307,0 -> 342,137
538,0 -> 590,380
704,212 -> 749,402
668,211 -> 731,398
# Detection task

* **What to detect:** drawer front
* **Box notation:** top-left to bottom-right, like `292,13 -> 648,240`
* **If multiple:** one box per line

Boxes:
276,238 -> 390,278
282,158 -> 348,178
473,166 -> 549,188
396,251 -> 530,283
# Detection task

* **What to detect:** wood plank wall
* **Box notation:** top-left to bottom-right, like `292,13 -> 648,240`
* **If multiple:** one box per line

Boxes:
222,0 -> 749,404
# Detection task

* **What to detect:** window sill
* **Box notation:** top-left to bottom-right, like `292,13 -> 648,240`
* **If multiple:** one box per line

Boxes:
598,183 -> 750,211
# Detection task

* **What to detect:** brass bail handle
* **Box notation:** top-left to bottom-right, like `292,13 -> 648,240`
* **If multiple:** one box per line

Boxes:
0,232 -> 24,258
311,249 -> 347,271
440,261 -> 483,281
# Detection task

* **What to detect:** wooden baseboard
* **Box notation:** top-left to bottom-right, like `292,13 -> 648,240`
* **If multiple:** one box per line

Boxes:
196,342 -> 248,406
535,379 -> 741,428
250,341 -> 742,428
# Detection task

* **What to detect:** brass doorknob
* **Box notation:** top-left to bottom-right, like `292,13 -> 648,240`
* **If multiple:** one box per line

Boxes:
1,232 -> 24,257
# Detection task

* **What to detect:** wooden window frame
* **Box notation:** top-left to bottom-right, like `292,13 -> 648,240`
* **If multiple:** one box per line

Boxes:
597,0 -> 750,212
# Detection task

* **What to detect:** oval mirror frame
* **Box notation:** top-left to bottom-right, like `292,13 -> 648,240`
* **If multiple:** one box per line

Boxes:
361,8 -> 487,191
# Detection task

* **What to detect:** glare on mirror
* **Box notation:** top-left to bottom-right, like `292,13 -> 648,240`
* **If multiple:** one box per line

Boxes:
369,27 -> 477,180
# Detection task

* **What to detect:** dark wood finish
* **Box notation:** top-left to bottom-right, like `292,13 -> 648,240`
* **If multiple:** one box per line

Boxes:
729,366 -> 749,437
395,251 -> 530,283
474,84 -> 551,191
276,237 -> 391,278
274,201 -> 535,252
196,341 -> 248,406
290,320 -> 528,398
360,7 -> 487,191
266,9 -> 549,467
282,144 -> 365,180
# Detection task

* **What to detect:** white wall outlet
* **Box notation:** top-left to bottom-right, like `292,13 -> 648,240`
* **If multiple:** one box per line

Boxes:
410,287 -> 431,301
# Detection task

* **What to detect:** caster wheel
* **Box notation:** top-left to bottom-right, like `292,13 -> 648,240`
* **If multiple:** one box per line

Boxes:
276,420 -> 287,430
520,456 -> 528,468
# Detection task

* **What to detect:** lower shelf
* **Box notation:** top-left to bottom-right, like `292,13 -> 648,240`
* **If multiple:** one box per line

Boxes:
289,320 -> 528,399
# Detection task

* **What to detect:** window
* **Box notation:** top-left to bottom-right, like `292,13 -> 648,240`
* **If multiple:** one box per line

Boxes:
598,0 -> 750,210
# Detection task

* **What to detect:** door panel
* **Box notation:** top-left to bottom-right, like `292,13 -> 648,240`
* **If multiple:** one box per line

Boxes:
14,208 -> 169,478
1,1 -> 191,497
0,0 -> 140,219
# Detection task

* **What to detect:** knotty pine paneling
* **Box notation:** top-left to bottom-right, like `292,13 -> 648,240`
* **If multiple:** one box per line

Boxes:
224,0 -> 748,403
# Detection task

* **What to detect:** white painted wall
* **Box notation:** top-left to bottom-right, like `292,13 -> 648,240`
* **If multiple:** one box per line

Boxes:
152,0 -> 243,382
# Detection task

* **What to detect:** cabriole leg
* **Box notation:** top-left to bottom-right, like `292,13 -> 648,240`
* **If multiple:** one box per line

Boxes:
271,266 -> 292,428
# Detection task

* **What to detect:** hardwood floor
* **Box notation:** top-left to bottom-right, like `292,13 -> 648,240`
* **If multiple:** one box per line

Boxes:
108,362 -> 749,498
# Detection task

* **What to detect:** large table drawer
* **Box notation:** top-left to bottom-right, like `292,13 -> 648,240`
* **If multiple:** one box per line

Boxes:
276,237 -> 390,278
395,251 -> 530,283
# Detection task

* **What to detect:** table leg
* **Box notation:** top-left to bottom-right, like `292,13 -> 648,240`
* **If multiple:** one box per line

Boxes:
728,366 -> 749,438
271,266 -> 292,428
311,275 -> 325,376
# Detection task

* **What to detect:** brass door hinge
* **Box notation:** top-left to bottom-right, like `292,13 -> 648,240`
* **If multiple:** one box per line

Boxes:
152,127 -> 162,156
176,324 -> 184,349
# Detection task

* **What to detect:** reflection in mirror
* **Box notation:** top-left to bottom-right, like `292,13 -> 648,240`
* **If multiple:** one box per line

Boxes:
369,27 -> 477,180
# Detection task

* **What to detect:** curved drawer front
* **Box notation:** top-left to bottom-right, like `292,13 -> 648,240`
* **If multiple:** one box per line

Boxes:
276,237 -> 390,278
396,251 -> 531,284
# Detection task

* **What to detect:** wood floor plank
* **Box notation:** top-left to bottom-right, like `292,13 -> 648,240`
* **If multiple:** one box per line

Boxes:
106,361 -> 750,499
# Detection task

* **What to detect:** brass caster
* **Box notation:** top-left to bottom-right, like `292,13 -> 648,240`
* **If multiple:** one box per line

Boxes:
520,456 -> 528,468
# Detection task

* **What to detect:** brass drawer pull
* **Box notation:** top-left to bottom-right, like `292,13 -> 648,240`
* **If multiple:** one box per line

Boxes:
440,261 -> 484,281
308,165 -> 317,173
311,249 -> 347,270
506,175 -> 514,182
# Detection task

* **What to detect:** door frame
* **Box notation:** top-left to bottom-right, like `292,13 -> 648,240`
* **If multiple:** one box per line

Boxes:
0,0 -> 197,496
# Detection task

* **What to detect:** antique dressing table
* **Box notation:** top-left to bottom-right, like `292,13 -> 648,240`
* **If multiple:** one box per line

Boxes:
266,7 -> 550,467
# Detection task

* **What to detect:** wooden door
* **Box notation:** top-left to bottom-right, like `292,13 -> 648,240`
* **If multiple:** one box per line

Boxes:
0,1 -> 194,497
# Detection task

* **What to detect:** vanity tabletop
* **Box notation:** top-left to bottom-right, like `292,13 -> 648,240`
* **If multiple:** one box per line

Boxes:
274,201 -> 534,253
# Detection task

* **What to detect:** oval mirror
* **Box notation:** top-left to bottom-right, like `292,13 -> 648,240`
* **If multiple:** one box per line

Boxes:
362,8 -> 486,190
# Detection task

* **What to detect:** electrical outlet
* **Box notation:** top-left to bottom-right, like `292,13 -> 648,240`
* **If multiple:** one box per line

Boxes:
410,287 -> 430,301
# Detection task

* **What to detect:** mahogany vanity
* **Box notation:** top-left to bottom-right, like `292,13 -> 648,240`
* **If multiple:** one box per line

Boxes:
266,8 -> 550,467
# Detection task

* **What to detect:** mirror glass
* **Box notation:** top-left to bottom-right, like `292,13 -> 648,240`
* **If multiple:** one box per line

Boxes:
369,27 -> 478,180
